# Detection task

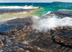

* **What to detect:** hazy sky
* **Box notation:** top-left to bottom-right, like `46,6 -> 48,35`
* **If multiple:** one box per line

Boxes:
0,0 -> 72,2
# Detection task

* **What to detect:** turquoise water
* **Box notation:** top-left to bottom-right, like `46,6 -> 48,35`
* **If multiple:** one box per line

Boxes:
0,3 -> 72,16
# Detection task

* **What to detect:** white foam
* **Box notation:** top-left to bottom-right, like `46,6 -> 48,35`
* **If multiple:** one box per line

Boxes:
0,5 -> 39,10
31,16 -> 39,23
43,11 -> 51,16
46,11 -> 51,15
32,15 -> 72,32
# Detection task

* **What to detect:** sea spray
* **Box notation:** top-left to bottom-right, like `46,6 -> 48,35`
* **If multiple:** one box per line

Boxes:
32,15 -> 72,32
43,11 -> 51,16
31,16 -> 40,23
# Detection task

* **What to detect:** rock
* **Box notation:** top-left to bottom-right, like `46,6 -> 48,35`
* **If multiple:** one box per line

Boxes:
0,16 -> 72,52
22,29 -> 72,52
0,41 -> 4,47
2,42 -> 43,52
54,27 -> 72,46
0,17 -> 33,35
0,17 -> 34,41
24,50 -> 30,52
0,50 -> 4,52
42,10 -> 72,18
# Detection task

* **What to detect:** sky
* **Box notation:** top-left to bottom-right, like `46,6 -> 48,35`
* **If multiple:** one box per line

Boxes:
0,0 -> 72,3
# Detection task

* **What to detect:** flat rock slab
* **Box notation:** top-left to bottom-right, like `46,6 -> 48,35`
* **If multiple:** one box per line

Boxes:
1,42 -> 43,52
22,30 -> 72,52
0,16 -> 72,52
54,27 -> 72,46
0,17 -> 33,35
0,25 -> 72,52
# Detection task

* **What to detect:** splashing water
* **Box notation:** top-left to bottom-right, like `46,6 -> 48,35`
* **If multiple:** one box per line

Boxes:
32,14 -> 72,32
0,6 -> 39,9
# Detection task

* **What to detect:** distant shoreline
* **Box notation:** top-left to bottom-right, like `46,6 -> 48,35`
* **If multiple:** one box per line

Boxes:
0,2 -> 72,3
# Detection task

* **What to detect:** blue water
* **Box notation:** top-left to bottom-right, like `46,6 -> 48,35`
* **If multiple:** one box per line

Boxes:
0,3 -> 72,16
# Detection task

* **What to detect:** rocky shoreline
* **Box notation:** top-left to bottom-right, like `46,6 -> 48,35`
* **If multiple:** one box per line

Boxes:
0,11 -> 72,52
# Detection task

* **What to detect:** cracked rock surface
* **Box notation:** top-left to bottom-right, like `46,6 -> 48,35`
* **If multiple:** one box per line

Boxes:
0,16 -> 72,52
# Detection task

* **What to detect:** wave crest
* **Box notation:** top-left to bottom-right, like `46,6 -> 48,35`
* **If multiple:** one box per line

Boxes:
0,5 -> 39,9
32,14 -> 72,32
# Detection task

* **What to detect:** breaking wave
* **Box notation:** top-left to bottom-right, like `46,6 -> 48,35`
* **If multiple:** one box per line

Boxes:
32,14 -> 72,32
0,5 -> 39,9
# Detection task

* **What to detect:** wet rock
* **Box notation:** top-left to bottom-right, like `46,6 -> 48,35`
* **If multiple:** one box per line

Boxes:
0,17 -> 33,34
2,42 -> 44,52
42,10 -> 72,18
0,40 -> 4,47
54,26 -> 72,46
0,17 -> 34,42
0,50 -> 4,52
0,16 -> 72,52
22,29 -> 72,52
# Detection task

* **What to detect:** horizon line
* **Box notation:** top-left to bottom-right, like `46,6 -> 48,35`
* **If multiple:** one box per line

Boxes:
0,1 -> 72,3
